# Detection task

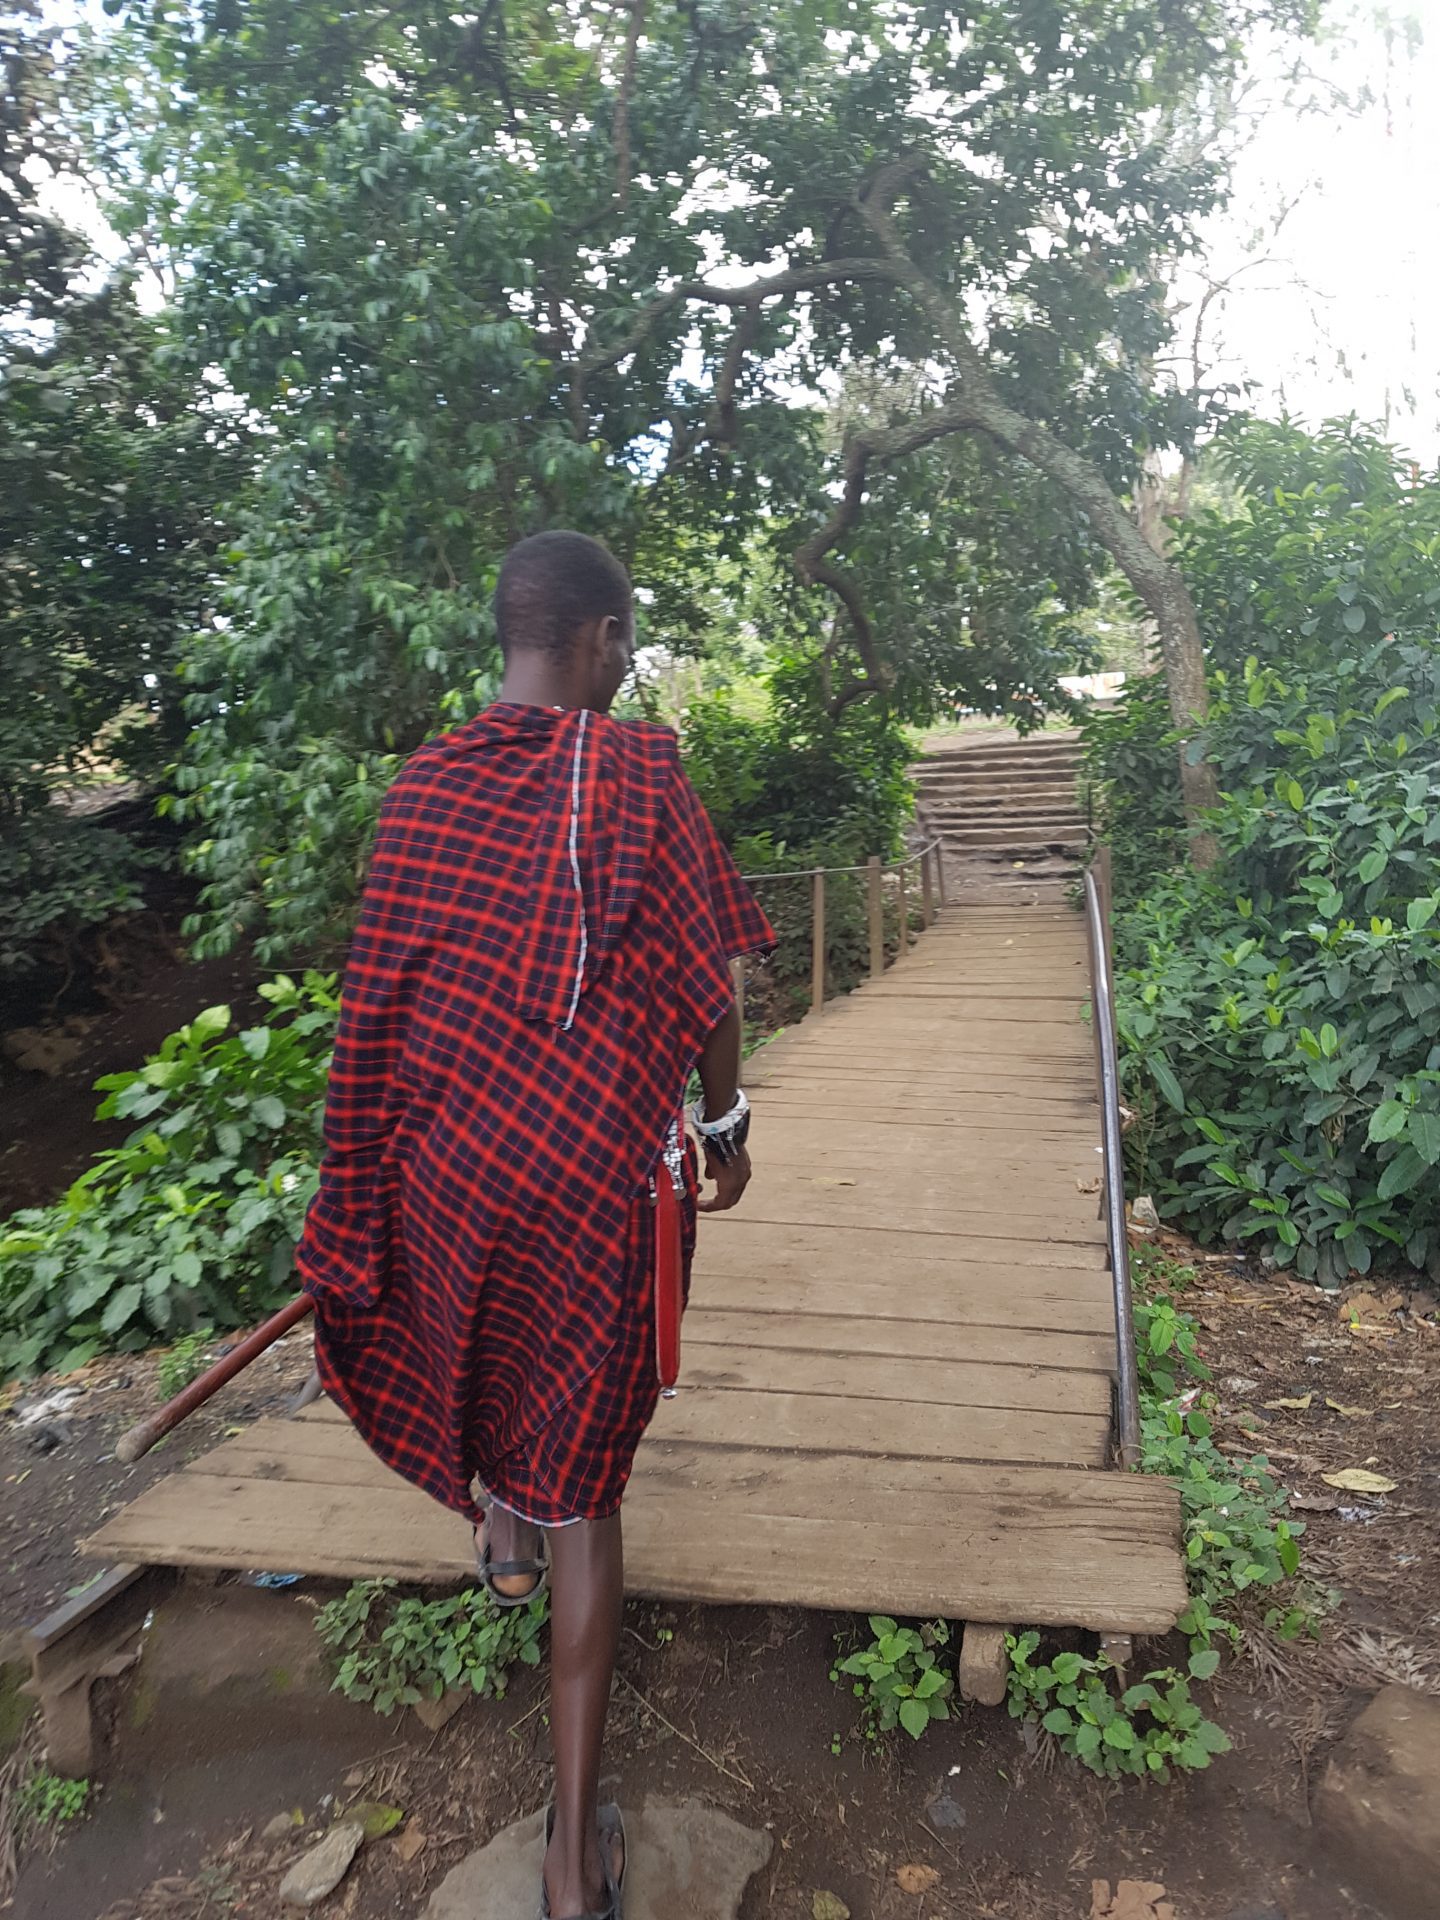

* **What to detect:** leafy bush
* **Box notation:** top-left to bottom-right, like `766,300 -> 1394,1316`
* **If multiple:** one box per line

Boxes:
14,1769 -> 91,1832
1116,639 -> 1440,1283
1007,1247 -> 1315,1778
315,1577 -> 546,1715
685,691 -> 916,1024
831,1616 -> 954,1741
1083,425 -> 1440,1281
1006,1637 -> 1229,1779
0,974 -> 338,1378
0,816 -> 157,980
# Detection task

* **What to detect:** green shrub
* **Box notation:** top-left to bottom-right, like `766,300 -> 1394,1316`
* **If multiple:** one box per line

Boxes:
0,973 -> 339,1378
155,1327 -> 215,1402
1115,638 -> 1440,1284
315,1577 -> 546,1715
1007,1248 -> 1317,1778
831,1615 -> 954,1741
15,1769 -> 91,1831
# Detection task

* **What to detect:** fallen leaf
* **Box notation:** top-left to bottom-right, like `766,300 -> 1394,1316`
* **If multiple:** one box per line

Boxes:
1090,1880 -> 1176,1920
350,1800 -> 405,1841
222,1424 -> 247,1437
1325,1398 -> 1372,1419
1290,1492 -> 1340,1513
1263,1393 -> 1313,1410
393,1825 -> 426,1864
1321,1468 -> 1397,1495
896,1864 -> 940,1895
813,1895 -> 851,1920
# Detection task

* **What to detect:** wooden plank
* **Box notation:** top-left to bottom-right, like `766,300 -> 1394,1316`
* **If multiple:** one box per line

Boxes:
695,1218 -> 1110,1275
648,1388 -> 1109,1468
722,1188 -> 1107,1245
678,1344 -> 1111,1414
84,1450 -> 1185,1632
682,1308 -> 1114,1371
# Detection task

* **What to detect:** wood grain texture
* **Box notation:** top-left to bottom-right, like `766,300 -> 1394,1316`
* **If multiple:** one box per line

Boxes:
82,901 -> 1186,1635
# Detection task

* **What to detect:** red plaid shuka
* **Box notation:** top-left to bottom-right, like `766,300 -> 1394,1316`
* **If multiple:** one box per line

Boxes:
297,703 -> 774,1526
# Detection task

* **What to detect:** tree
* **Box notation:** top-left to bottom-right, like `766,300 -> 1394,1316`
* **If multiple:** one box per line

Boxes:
92,0 -> 1316,944
1,7 -> 245,977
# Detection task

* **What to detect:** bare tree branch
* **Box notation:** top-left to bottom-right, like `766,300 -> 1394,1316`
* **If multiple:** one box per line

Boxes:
613,0 -> 647,211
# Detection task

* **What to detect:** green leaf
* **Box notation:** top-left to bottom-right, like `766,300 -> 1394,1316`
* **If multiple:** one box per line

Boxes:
1188,1648 -> 1221,1680
1409,1113 -> 1440,1167
1378,1146 -> 1427,1200
1368,1101 -> 1409,1144
1342,604 -> 1367,633
898,1697 -> 931,1740
251,1095 -> 287,1129
191,1005 -> 232,1041
100,1282 -> 144,1333
1102,1719 -> 1137,1751
1041,1707 -> 1074,1735
1149,1055 -> 1185,1113
1406,896 -> 1438,932
1358,848 -> 1387,885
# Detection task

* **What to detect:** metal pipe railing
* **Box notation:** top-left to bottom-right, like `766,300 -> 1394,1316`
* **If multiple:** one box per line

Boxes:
1083,849 -> 1142,1467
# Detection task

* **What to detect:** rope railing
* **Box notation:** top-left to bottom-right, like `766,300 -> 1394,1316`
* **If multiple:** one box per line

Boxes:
1083,845 -> 1142,1468
731,837 -> 947,1038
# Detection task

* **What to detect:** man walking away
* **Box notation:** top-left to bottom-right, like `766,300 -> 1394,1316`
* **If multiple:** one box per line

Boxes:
297,531 -> 774,1919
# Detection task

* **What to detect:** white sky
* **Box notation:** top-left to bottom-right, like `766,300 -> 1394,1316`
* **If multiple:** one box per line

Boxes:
34,0 -> 1440,461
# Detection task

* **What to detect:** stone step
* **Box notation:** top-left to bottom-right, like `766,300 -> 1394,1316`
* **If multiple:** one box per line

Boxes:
926,808 -> 1087,832
917,782 -> 1083,807
940,827 -> 1090,852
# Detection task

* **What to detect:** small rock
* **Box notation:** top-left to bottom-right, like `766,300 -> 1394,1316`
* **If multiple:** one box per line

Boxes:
1222,1375 -> 1259,1396
262,1812 -> 302,1845
1,1026 -> 85,1076
925,1793 -> 965,1831
1130,1195 -> 1160,1231
28,1422 -> 70,1455
1314,1684 -> 1440,1918
279,1821 -> 364,1909
424,1799 -> 771,1920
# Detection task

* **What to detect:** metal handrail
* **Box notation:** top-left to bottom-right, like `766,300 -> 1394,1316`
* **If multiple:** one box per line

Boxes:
1083,851 -> 1142,1467
738,836 -> 943,884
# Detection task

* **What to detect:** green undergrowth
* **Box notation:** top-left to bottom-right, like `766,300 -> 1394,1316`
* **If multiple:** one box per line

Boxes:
1005,1243 -> 1325,1778
830,1617 -> 955,1741
314,1577 -> 547,1715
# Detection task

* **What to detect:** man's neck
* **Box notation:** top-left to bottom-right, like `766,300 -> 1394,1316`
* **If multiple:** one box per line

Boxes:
498,655 -> 579,710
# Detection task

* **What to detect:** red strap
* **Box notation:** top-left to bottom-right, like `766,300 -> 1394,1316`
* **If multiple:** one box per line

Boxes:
654,1164 -> 683,1389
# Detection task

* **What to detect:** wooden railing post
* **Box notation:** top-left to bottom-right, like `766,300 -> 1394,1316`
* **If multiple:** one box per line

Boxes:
935,841 -> 947,908
899,859 -> 913,948
867,855 -> 884,979
921,846 -> 936,927
811,868 -> 826,1015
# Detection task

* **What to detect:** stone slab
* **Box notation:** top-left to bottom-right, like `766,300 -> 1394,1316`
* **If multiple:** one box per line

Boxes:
423,1798 -> 772,1920
1313,1683 -> 1440,1919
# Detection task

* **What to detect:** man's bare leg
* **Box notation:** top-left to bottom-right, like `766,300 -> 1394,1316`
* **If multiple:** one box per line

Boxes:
544,1513 -> 625,1917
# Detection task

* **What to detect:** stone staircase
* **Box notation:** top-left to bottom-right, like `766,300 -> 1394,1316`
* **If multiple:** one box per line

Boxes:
914,730 -> 1090,897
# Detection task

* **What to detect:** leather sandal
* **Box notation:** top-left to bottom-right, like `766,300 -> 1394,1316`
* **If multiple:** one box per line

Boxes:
474,1515 -> 550,1609
538,1801 -> 625,1920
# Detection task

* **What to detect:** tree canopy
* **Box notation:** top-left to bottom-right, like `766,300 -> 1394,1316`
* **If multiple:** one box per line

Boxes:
11,0 -> 1320,960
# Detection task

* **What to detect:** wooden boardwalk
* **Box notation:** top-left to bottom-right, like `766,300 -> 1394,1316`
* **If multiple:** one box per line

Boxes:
87,903 -> 1186,1636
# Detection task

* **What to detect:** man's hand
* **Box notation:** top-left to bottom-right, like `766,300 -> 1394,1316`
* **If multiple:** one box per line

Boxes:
698,1143 -> 752,1213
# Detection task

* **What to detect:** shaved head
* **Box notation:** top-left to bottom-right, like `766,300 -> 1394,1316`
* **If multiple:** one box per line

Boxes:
494,531 -> 634,661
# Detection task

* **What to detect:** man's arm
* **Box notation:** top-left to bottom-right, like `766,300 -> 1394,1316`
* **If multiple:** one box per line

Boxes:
695,999 -> 750,1213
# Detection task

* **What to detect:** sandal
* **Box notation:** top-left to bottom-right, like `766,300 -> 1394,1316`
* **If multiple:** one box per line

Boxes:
538,1801 -> 626,1920
474,1513 -> 550,1609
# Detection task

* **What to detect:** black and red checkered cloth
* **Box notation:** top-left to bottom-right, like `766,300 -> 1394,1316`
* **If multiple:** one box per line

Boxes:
297,703 -> 774,1526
